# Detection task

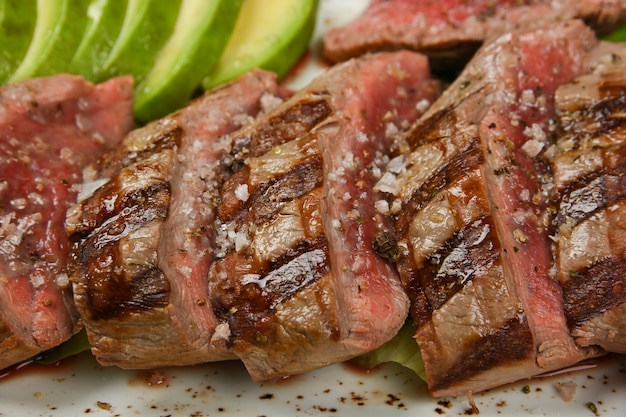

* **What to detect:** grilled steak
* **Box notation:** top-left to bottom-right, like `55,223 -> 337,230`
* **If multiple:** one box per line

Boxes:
0,75 -> 134,370
209,51 -> 441,380
66,70 -> 281,368
323,0 -> 626,71
389,20 -> 613,397
549,42 -> 626,353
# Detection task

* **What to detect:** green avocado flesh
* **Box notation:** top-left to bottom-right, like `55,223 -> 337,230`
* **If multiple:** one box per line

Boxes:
68,0 -> 128,80
133,0 -> 242,122
2,1 -> 319,122
0,0 -> 37,83
96,0 -> 182,84
203,0 -> 318,90
9,0 -> 91,82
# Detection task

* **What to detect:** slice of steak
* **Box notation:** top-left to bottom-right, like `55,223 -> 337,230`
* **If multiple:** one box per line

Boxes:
549,42 -> 626,353
66,70 -> 280,368
390,20 -> 605,397
323,0 -> 626,71
209,51 -> 441,380
0,75 -> 134,370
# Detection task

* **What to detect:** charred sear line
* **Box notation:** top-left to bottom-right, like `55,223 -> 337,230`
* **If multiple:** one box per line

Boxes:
555,172 -> 626,230
251,157 -> 324,223
71,181 -> 170,246
221,156 -> 324,224
214,242 -> 330,344
395,140 -> 483,235
561,94 -> 626,141
563,255 -> 626,328
86,264 -> 170,321
266,235 -> 329,273
404,109 -> 459,149
96,124 -> 182,178
412,216 -> 497,316
429,316 -> 534,393
226,97 -> 333,173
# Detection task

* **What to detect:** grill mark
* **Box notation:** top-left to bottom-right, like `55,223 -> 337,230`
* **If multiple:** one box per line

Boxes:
250,157 -> 324,223
561,94 -> 626,141
71,181 -> 171,246
428,316 -> 534,393
406,215 -> 499,327
94,123 -> 182,179
220,156 -> 324,224
73,182 -> 172,321
563,255 -> 626,328
555,172 -> 626,230
404,108 -> 458,149
395,140 -> 483,236
554,145 -> 626,230
227,97 -> 333,173
213,238 -> 330,344
86,263 -> 170,321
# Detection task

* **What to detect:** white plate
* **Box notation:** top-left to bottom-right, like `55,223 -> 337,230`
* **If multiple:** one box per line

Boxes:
1,352 -> 624,416
2,1 -> 625,416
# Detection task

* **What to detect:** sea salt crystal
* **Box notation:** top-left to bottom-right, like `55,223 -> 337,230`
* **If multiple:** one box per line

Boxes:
375,199 -> 390,215
374,172 -> 400,195
56,273 -> 70,289
356,131 -> 369,143
522,138 -> 545,158
234,184 -> 250,202
387,155 -> 405,174
416,98 -> 431,113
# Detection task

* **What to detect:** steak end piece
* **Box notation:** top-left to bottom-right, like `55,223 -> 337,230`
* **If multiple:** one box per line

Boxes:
0,74 -> 134,371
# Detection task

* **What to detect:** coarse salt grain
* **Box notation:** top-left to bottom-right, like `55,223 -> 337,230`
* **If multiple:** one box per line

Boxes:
234,184 -> 250,202
522,138 -> 545,158
375,199 -> 390,215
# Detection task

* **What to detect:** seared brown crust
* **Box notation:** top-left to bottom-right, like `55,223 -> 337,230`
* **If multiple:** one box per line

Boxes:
72,181 -> 172,320
428,317 -> 535,393
391,21 -> 609,397
563,255 -> 626,327
209,51 -> 441,380
226,97 -> 333,174
395,135 -> 483,237
549,44 -> 626,352
68,70 -> 281,368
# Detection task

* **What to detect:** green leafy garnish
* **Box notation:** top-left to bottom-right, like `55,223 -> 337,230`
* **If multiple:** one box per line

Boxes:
354,320 -> 427,382
602,24 -> 626,42
35,329 -> 91,365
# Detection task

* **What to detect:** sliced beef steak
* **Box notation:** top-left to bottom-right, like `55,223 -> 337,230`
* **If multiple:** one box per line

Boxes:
66,70 -> 280,368
0,75 -> 134,370
323,0 -> 626,71
209,51 -> 441,380
390,20 -> 607,397
549,42 -> 626,353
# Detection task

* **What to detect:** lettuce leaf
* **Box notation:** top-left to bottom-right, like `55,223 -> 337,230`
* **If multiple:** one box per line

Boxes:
603,24 -> 626,42
35,329 -> 91,365
353,320 -> 428,382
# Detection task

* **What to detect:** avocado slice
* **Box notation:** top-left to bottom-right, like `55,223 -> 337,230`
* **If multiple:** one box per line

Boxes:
133,0 -> 242,123
0,0 -> 37,83
8,0 -> 90,82
202,0 -> 318,90
96,0 -> 182,84
68,0 -> 128,80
